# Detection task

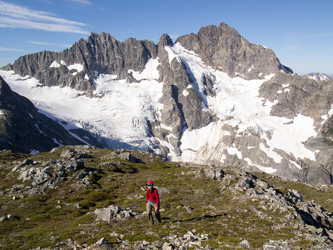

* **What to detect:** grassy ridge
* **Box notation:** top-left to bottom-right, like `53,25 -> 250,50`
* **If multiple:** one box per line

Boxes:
0,147 -> 332,249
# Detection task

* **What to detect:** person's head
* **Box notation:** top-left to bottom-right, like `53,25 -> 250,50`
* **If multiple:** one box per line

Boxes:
147,181 -> 153,191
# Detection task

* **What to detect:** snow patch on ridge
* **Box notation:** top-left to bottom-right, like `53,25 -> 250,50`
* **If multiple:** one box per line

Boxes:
165,43 -> 211,102
50,61 -> 84,73
50,61 -> 60,68
128,58 -> 160,81
227,145 -> 242,159
245,158 -> 277,174
68,64 -> 84,72
183,89 -> 189,97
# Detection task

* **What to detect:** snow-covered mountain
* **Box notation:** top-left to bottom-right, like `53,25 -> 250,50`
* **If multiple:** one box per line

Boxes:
1,22 -> 332,185
0,76 -> 103,153
304,73 -> 333,81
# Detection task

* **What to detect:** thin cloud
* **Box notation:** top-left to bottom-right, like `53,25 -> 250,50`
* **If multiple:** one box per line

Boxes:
67,0 -> 91,6
28,41 -> 71,48
302,33 -> 333,38
0,46 -> 26,52
283,32 -> 333,41
0,1 -> 90,35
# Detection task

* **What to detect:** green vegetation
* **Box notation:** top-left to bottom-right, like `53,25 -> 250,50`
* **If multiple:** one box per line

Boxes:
0,147 -> 332,249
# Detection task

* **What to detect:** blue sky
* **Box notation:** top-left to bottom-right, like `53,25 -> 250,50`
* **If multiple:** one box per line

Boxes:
0,0 -> 332,75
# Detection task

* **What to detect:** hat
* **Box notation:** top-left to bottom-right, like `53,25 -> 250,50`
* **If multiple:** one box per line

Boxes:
147,181 -> 153,186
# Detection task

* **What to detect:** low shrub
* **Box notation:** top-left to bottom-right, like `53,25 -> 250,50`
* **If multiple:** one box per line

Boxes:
86,191 -> 111,203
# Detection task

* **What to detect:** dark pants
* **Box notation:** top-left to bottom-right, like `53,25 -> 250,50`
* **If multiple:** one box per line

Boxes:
146,202 -> 161,224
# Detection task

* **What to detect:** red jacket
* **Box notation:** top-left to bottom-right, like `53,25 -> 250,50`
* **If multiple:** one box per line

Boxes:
146,188 -> 159,207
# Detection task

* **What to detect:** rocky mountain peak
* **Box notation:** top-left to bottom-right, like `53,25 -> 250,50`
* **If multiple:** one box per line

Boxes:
1,22 -> 292,92
198,22 -> 239,39
176,22 -> 291,80
158,33 -> 174,47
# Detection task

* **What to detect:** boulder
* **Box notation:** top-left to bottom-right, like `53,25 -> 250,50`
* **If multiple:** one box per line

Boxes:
94,205 -> 139,223
17,166 -> 51,186
203,168 -> 224,180
119,152 -> 140,163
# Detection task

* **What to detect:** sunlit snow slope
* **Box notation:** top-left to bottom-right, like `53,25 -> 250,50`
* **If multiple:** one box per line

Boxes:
0,59 -> 163,151
164,44 -> 317,172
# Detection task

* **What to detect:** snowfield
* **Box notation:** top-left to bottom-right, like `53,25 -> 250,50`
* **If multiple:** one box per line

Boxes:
0,44 -> 318,173
165,44 -> 317,166
0,66 -> 164,151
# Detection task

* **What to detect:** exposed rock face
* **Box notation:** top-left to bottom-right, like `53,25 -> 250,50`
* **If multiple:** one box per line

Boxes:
260,73 -> 333,120
151,34 -> 214,155
9,146 -> 145,196
6,33 -> 158,92
87,33 -> 158,78
259,73 -> 333,185
234,172 -> 333,240
176,22 -> 292,80
0,76 -> 102,154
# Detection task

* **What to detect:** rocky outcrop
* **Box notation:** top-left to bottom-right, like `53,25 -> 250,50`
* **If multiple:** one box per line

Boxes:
203,167 -> 224,180
53,231 -> 210,250
8,146 -> 145,196
11,155 -> 91,196
229,171 -> 333,236
116,230 -> 210,249
0,213 -> 14,222
2,146 -> 333,249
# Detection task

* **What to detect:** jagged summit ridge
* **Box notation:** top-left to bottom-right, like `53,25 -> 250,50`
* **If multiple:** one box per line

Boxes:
2,22 -> 287,92
176,22 -> 292,80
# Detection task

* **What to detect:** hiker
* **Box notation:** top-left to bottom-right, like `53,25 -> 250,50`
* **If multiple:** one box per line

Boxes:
146,181 -> 161,224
